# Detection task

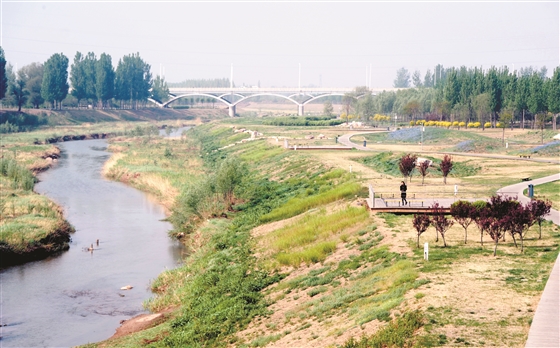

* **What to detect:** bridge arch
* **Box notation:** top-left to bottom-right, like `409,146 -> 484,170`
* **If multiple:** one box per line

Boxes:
302,93 -> 345,105
162,93 -> 232,108
231,93 -> 300,107
217,92 -> 245,100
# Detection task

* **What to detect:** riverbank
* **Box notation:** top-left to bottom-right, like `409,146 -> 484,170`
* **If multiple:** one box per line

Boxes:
0,110 -> 211,268
0,107 -> 227,130
0,148 -> 75,268
86,119 -> 559,347
1,137 -> 184,347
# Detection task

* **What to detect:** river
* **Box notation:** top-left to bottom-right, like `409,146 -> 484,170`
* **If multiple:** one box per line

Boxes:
0,139 -> 184,347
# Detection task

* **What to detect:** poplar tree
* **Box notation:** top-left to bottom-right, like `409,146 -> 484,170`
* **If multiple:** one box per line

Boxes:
528,72 -> 546,128
70,52 -> 87,105
485,66 -> 502,125
151,75 -> 169,103
115,53 -> 152,109
95,53 -> 115,108
0,47 -> 7,101
515,75 -> 530,129
547,67 -> 560,130
83,52 -> 98,104
42,53 -> 69,109
393,67 -> 410,88
444,68 -> 460,108
11,68 -> 28,112
22,63 -> 44,108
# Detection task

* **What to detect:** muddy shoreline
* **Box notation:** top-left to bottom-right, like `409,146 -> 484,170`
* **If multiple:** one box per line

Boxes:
0,220 -> 74,268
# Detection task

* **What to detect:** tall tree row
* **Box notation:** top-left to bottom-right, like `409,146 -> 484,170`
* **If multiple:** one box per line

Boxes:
96,53 -> 115,108
115,53 -> 152,109
0,47 -> 7,101
387,65 -> 559,129
1,49 -> 160,110
41,53 -> 69,109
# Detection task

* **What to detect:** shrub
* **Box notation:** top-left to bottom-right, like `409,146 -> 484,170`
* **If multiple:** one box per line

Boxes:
342,310 -> 424,348
399,154 -> 417,182
0,158 -> 36,191
439,155 -> 453,184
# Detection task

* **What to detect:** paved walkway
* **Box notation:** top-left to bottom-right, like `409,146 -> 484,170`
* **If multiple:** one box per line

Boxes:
342,132 -> 559,346
500,175 -> 560,348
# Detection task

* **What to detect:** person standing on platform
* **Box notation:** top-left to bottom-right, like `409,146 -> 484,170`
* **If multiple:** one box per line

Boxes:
400,181 -> 408,205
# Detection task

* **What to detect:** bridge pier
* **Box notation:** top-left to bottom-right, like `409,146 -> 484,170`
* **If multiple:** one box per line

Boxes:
298,104 -> 304,116
228,105 -> 236,117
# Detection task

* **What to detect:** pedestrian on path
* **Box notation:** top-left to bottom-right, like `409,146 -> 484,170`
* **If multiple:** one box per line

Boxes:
400,181 -> 408,205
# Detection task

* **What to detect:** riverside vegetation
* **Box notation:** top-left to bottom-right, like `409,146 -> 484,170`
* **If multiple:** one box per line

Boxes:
0,142 -> 74,267
84,117 -> 559,347
0,108 -> 201,267
1,109 -> 557,345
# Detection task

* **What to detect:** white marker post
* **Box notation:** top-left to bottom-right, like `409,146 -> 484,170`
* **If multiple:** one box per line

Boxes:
424,242 -> 429,261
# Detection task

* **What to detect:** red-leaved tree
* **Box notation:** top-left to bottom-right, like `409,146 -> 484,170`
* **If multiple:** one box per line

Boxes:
450,200 -> 476,244
486,217 -> 508,256
439,155 -> 453,184
431,203 -> 454,247
412,214 -> 431,248
528,199 -> 552,239
503,204 -> 532,252
418,160 -> 430,185
399,154 -> 418,182
473,202 -> 492,246
489,195 -> 519,242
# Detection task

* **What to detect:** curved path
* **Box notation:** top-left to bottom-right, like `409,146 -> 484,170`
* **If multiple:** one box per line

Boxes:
340,132 -> 559,347
500,175 -> 560,348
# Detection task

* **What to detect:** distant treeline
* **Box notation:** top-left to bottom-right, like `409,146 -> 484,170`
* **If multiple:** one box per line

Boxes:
169,78 -> 233,88
262,116 -> 344,126
347,65 -> 560,128
0,47 -> 169,111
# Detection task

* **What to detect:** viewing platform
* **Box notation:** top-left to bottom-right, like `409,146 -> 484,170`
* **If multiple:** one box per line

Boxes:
365,185 -> 466,214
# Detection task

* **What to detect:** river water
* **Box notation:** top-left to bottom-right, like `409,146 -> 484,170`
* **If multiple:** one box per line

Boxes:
0,139 -> 184,347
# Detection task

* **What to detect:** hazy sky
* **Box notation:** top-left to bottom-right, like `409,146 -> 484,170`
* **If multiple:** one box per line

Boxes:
2,1 -> 559,88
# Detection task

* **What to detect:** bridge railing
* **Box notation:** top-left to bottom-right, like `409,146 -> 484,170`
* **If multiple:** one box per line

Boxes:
168,87 -> 399,94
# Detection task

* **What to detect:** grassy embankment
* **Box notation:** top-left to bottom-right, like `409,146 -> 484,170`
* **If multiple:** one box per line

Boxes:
0,140 -> 74,267
87,119 -> 559,347
527,180 -> 560,210
0,107 -> 221,132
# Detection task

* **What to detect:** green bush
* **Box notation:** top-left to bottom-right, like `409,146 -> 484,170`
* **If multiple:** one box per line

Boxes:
262,116 -> 343,127
0,158 -> 36,190
342,310 -> 424,348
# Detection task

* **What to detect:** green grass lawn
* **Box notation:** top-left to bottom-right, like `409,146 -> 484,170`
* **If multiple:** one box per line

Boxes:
531,180 -> 560,211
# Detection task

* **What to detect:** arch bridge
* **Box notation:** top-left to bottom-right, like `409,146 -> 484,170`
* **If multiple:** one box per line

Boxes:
150,87 -> 398,116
